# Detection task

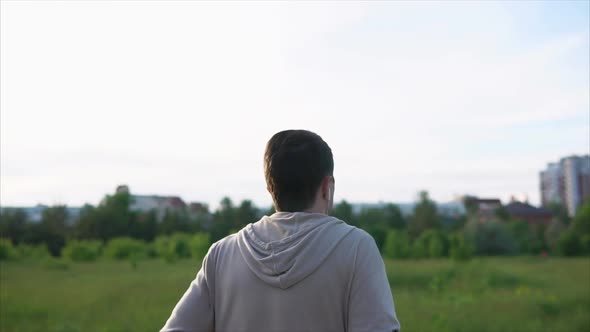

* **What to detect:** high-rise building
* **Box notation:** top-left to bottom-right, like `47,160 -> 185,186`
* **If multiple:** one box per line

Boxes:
540,162 -> 562,206
540,155 -> 590,217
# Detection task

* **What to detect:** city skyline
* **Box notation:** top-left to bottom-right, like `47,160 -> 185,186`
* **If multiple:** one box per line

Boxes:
1,1 -> 589,209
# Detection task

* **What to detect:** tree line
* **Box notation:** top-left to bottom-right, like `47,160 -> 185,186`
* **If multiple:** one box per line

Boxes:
1,189 -> 589,262
332,192 -> 589,259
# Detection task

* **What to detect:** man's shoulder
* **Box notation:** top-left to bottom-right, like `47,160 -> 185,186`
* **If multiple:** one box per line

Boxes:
327,215 -> 366,235
348,226 -> 376,243
329,219 -> 375,247
211,232 -> 240,252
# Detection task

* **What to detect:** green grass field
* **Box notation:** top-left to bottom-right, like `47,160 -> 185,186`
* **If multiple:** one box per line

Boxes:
1,257 -> 589,332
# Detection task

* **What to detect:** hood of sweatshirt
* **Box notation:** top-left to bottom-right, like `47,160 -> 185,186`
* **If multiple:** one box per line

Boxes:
236,212 -> 355,290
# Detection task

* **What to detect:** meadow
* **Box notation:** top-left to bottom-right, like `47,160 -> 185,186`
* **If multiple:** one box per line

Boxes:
0,257 -> 588,332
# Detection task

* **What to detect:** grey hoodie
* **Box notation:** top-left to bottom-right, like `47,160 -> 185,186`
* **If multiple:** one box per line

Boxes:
161,212 -> 400,332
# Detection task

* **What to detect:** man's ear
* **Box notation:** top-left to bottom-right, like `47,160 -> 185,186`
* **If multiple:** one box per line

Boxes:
321,176 -> 331,200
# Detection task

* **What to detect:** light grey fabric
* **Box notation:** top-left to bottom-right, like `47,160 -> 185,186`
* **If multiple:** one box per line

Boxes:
161,212 -> 401,332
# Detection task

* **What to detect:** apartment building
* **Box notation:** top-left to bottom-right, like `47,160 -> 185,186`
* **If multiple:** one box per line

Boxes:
540,155 -> 590,216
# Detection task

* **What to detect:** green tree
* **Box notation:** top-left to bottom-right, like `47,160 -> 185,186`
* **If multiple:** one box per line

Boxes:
558,229 -> 580,256
495,206 -> 510,221
545,218 -> 566,253
547,202 -> 571,225
384,203 -> 405,230
210,197 -> 235,243
408,191 -> 439,239
357,207 -> 388,252
447,215 -> 468,232
529,224 -> 548,254
159,210 -> 190,235
331,200 -> 354,225
75,204 -> 99,240
358,207 -> 387,227
571,200 -> 590,235
0,208 -> 28,245
190,205 -> 211,233
558,200 -> 590,256
93,191 -> 135,241
236,200 -> 258,230
134,210 -> 158,241
38,205 -> 70,256
508,220 -> 531,254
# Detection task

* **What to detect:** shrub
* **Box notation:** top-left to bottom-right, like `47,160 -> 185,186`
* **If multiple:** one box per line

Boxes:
572,201 -> 590,234
155,233 -> 193,262
0,238 -> 17,261
545,218 -> 566,253
465,220 -> 518,256
383,230 -> 411,259
427,231 -> 448,258
104,237 -> 148,260
557,201 -> 590,256
528,225 -> 548,255
558,229 -> 580,256
449,233 -> 473,261
508,220 -> 532,254
170,233 -> 192,259
191,233 -> 211,260
580,234 -> 590,255
62,240 -> 102,262
16,243 -> 51,260
154,236 -> 174,261
412,230 -> 449,258
146,242 -> 158,258
411,234 -> 427,258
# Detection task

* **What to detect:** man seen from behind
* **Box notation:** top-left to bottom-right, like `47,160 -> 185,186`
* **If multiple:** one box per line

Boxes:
161,129 -> 401,332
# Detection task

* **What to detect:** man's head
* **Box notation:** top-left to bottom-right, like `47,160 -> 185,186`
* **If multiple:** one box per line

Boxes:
264,130 -> 335,213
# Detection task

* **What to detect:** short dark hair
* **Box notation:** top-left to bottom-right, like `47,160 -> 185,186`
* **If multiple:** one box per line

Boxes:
264,130 -> 334,212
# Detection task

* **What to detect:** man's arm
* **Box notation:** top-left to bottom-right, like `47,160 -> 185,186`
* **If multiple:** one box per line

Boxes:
348,231 -> 401,332
160,245 -> 217,332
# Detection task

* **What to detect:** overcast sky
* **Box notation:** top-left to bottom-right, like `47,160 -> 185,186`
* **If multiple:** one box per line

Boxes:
1,1 -> 589,209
